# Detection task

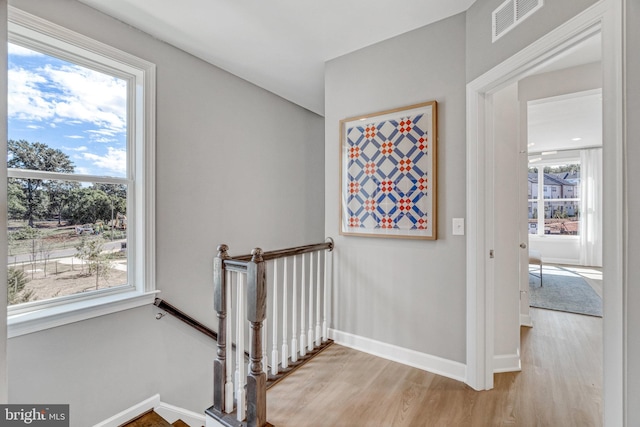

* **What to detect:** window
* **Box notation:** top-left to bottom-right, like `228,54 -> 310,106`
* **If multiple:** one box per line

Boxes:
527,159 -> 580,236
6,8 -> 156,336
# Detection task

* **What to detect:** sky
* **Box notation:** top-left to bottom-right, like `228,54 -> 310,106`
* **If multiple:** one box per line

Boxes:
7,43 -> 127,178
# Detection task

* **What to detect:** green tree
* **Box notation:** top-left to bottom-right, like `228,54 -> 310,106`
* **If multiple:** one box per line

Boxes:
8,140 -> 75,226
8,180 -> 26,220
7,267 -> 35,305
47,180 -> 80,225
91,183 -> 127,226
75,236 -> 113,289
67,187 -> 112,225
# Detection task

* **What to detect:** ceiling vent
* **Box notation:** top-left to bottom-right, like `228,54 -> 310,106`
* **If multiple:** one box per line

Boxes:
492,0 -> 543,42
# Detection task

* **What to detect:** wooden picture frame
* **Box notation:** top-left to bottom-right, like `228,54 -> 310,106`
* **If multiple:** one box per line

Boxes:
339,101 -> 437,239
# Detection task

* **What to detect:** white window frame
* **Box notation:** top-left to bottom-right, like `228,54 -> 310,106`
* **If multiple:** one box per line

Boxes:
6,7 -> 156,337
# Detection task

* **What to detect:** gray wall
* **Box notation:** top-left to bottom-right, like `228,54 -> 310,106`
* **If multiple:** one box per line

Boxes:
625,0 -> 639,424
324,13 -> 467,363
466,0 -> 598,82
6,0 -> 325,425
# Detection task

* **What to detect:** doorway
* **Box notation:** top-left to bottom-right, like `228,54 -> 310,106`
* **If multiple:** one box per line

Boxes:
465,2 -> 624,425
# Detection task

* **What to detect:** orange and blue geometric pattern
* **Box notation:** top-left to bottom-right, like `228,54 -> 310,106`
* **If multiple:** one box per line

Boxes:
345,113 -> 432,232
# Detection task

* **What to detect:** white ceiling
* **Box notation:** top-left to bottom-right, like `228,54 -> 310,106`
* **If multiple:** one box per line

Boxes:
76,0 -> 476,116
526,33 -> 602,159
528,89 -> 602,156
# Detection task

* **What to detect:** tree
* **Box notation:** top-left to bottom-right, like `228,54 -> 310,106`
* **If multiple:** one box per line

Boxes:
7,267 -> 35,305
8,140 -> 75,226
75,236 -> 113,289
7,180 -> 26,220
47,180 -> 80,225
67,187 -> 112,225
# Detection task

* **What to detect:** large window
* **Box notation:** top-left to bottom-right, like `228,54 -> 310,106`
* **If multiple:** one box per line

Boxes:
6,8 -> 155,336
527,159 -> 580,236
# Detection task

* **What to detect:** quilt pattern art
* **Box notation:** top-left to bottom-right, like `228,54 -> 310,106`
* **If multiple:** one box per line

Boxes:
341,102 -> 436,239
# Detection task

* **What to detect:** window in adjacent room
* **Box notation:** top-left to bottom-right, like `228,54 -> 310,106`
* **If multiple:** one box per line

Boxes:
527,159 -> 580,236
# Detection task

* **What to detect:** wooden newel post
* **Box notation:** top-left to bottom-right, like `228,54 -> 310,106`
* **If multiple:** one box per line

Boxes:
213,244 -> 229,412
247,248 -> 268,427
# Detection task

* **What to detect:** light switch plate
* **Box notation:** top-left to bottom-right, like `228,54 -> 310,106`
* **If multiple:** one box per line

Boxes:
452,218 -> 465,235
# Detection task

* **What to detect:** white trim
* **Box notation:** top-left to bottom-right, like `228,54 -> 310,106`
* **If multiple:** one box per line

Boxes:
329,328 -> 466,383
92,394 -> 207,427
93,394 -> 160,427
155,402 -> 207,427
8,291 -> 158,338
466,2 -> 625,425
493,352 -> 522,373
8,6 -> 154,76
520,313 -> 533,327
536,257 -> 581,266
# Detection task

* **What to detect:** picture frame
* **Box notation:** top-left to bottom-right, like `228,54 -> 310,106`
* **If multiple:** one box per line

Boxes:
339,101 -> 437,240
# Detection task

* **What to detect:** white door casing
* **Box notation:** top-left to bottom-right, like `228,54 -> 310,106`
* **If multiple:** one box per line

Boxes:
465,1 -> 624,426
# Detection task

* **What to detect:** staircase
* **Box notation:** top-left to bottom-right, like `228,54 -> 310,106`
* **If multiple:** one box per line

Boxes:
121,410 -> 193,427
207,240 -> 334,427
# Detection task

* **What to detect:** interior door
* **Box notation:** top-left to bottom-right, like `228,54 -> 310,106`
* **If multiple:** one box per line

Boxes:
519,98 -> 532,327
491,83 -> 522,371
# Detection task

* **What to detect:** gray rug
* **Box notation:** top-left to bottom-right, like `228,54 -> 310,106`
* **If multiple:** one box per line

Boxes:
529,265 -> 602,317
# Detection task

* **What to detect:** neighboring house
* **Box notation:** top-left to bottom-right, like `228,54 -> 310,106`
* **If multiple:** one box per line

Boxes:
1,0 -> 639,426
527,172 -> 579,219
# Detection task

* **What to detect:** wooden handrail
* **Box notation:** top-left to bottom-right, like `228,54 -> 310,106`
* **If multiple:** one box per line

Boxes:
229,239 -> 333,262
154,298 -> 218,341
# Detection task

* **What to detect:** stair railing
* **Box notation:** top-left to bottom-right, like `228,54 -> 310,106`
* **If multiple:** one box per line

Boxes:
208,239 -> 334,427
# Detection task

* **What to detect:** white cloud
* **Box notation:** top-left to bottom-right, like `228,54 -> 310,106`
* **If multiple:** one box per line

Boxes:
65,135 -> 84,139
8,68 -> 55,121
64,145 -> 89,152
82,147 -> 126,176
8,57 -> 127,137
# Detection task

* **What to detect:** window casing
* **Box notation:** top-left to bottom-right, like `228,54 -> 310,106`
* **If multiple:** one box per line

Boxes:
6,7 -> 156,337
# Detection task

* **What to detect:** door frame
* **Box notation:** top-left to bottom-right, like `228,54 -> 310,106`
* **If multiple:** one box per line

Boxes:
465,0 -> 625,425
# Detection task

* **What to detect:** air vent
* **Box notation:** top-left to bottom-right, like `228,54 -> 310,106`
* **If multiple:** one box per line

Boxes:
492,0 -> 543,42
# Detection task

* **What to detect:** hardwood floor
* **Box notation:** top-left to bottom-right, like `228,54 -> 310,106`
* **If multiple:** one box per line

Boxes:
267,308 -> 602,426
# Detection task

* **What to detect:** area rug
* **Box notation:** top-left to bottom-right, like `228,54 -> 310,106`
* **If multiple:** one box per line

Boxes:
529,265 -> 602,317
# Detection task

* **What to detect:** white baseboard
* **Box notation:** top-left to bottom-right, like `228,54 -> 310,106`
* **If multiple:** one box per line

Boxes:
156,402 -> 206,426
493,352 -> 521,373
520,313 -> 533,327
93,394 -> 206,427
93,394 -> 160,427
542,257 -> 580,266
329,328 -> 466,383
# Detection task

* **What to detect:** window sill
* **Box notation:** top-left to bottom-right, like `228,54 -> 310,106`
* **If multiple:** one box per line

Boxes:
7,289 -> 159,338
529,234 -> 580,241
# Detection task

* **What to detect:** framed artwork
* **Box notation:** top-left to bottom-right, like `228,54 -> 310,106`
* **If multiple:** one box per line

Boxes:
340,101 -> 437,240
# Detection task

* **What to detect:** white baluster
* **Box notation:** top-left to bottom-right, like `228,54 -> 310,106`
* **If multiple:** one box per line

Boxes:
262,318 -> 268,374
234,274 -> 239,399
225,271 -> 234,413
291,255 -> 298,363
236,273 -> 246,421
308,251 -> 314,351
316,250 -> 322,346
271,260 -> 279,376
281,257 -> 289,369
323,248 -> 329,342
300,253 -> 307,357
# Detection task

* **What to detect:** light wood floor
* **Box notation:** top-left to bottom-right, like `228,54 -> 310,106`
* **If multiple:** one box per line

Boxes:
267,308 -> 602,426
